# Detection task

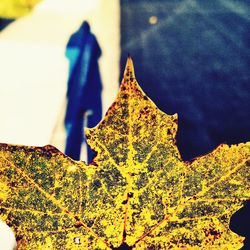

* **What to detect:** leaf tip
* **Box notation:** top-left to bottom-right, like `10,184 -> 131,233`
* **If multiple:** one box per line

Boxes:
123,55 -> 135,80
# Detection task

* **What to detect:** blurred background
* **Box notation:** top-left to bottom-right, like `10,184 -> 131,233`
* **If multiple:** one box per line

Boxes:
0,0 -> 120,164
0,0 -> 250,249
121,0 -> 250,161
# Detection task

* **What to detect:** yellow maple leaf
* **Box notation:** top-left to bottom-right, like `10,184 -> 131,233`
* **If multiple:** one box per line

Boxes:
0,0 -> 41,18
0,57 -> 250,249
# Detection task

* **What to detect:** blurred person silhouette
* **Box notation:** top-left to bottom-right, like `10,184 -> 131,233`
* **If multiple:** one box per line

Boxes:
64,21 -> 102,163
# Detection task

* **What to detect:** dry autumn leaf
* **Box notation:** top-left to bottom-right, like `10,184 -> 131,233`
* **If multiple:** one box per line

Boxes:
0,57 -> 250,249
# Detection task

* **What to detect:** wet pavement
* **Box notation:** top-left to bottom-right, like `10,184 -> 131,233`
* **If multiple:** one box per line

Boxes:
121,0 -> 250,160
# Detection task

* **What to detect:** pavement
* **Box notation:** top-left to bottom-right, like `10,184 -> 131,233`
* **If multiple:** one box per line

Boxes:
121,0 -> 250,161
